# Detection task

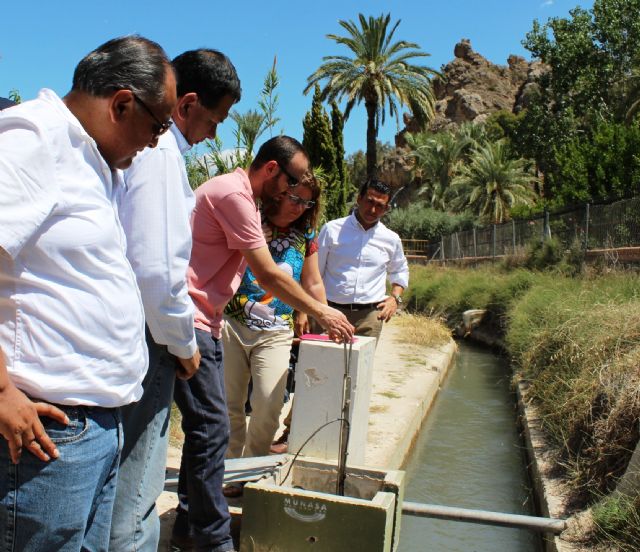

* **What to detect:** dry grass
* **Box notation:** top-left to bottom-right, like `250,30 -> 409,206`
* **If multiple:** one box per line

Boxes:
169,402 -> 184,448
393,312 -> 451,347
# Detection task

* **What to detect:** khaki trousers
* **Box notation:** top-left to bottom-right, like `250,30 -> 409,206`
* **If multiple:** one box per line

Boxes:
222,317 -> 293,458
316,304 -> 384,343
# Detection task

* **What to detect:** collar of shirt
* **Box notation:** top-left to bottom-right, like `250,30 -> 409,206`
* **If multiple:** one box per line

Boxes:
349,210 -> 379,233
170,122 -> 191,156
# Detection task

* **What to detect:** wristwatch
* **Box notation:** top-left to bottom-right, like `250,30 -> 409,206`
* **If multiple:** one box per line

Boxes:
391,294 -> 403,305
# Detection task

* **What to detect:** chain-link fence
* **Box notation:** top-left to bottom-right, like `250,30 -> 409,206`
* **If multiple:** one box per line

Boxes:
402,196 -> 640,261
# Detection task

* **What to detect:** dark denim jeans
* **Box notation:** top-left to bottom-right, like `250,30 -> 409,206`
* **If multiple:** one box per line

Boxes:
173,329 -> 233,552
0,405 -> 122,552
110,329 -> 176,552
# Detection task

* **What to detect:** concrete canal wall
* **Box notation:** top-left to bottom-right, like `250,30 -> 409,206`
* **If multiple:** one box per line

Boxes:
364,320 -> 457,470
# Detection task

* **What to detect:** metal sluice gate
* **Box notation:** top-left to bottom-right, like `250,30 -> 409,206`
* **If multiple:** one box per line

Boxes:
164,455 -> 567,535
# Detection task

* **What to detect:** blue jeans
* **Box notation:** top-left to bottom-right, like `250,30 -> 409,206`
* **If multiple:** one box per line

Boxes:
109,330 -> 176,551
174,329 -> 233,552
0,405 -> 122,552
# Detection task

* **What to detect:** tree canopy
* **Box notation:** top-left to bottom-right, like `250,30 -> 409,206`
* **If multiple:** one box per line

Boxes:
516,0 -> 640,204
306,13 -> 438,180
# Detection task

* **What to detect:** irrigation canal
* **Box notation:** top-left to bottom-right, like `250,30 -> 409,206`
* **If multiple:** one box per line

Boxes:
398,341 -> 540,552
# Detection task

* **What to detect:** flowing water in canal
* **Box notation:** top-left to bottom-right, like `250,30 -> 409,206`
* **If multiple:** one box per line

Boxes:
398,341 -> 540,552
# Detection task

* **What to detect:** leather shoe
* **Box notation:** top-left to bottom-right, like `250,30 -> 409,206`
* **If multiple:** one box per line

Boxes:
223,484 -> 244,498
270,441 -> 288,454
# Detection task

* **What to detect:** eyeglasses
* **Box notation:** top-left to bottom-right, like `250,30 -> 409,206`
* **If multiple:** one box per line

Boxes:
133,94 -> 173,137
286,193 -> 315,209
276,161 -> 300,188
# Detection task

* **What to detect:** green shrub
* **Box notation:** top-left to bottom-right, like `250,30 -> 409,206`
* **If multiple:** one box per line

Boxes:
507,274 -> 640,504
385,202 -> 474,241
524,237 -> 563,270
593,493 -> 640,551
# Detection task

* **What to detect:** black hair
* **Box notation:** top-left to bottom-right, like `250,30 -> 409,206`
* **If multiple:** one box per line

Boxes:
250,135 -> 308,171
172,49 -> 241,109
358,179 -> 392,199
72,35 -> 171,104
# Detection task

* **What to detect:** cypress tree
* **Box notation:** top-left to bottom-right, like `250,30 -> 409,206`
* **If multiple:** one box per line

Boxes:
303,85 -> 338,175
303,85 -> 341,220
330,100 -> 353,216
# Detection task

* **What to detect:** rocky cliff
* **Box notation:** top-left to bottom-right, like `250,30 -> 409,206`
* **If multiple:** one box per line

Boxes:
396,39 -> 545,145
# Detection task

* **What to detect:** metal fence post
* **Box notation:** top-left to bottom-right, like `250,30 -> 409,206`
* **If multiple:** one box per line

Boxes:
473,228 -> 477,258
584,203 -> 590,251
492,225 -> 496,259
440,236 -> 445,262
543,209 -> 550,240
512,220 -> 516,253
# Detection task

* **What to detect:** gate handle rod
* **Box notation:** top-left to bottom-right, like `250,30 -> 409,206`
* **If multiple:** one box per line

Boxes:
402,501 -> 567,534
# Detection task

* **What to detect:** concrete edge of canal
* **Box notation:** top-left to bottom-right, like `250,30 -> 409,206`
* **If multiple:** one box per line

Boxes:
364,319 -> 458,471
517,382 -> 590,552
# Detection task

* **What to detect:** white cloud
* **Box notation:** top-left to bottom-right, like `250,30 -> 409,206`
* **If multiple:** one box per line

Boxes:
541,0 -> 554,6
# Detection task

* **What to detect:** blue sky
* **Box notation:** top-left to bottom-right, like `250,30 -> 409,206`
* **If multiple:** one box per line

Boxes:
0,0 -> 593,155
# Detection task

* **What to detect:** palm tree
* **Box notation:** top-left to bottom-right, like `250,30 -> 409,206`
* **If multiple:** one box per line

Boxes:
201,110 -> 267,176
406,131 -> 472,210
305,13 -> 438,180
231,109 -> 267,163
452,141 -> 537,224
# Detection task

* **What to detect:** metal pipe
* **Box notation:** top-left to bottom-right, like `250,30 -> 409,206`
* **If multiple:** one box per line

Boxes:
401,501 -> 567,534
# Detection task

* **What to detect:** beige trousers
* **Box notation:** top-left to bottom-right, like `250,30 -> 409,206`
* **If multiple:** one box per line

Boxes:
222,317 -> 293,458
313,304 -> 384,343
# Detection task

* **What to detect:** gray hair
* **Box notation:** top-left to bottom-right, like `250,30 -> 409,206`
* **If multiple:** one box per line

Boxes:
72,35 -> 171,103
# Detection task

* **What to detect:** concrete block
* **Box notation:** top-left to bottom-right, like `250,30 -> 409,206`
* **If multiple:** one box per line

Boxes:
240,457 -> 405,552
289,336 -> 377,464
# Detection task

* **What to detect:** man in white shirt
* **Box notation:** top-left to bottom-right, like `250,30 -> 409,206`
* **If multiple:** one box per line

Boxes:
0,36 -> 177,551
317,179 -> 409,342
110,49 -> 241,552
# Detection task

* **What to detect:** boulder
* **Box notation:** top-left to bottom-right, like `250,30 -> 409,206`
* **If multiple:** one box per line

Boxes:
396,39 -> 548,145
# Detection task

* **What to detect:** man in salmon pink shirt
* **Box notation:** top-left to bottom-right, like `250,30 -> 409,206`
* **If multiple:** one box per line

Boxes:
172,135 -> 354,551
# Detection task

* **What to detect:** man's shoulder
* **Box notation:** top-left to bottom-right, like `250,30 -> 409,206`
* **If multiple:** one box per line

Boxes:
321,215 -> 350,233
195,168 -> 249,200
375,220 -> 402,243
0,92 -> 66,142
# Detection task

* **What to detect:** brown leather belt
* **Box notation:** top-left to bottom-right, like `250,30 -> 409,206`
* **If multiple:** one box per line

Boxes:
328,300 -> 380,311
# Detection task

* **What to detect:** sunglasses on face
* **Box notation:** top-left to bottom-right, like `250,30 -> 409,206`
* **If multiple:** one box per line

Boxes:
133,94 -> 173,137
276,161 -> 300,188
286,192 -> 315,209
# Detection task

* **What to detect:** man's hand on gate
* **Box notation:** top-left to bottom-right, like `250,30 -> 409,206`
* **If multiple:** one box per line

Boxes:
316,305 -> 355,343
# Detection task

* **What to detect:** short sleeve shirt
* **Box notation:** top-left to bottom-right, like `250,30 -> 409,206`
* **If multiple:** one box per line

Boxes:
187,168 -> 266,338
0,89 -> 147,407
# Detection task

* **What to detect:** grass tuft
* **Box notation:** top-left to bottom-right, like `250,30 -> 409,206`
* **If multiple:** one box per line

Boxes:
394,312 -> 451,347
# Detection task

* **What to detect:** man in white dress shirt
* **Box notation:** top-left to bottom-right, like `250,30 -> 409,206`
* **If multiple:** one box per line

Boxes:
0,36 -> 176,551
110,49 -> 241,552
317,179 -> 409,342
